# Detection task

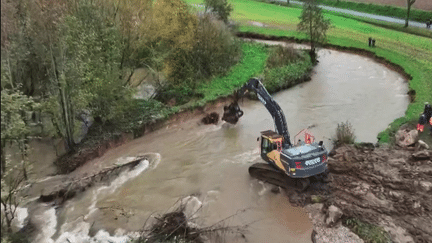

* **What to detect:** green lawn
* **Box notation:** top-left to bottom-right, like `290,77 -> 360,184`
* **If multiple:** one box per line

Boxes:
188,0 -> 432,143
195,42 -> 268,104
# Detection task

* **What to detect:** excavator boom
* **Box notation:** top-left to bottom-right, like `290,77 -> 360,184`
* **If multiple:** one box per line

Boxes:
235,78 -> 292,147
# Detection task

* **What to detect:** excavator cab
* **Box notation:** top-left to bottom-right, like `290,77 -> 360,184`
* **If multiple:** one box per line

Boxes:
259,130 -> 286,172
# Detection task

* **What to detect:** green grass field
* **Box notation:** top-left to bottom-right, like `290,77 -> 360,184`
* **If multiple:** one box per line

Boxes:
195,42 -> 268,104
188,0 -> 432,143
259,0 -> 432,38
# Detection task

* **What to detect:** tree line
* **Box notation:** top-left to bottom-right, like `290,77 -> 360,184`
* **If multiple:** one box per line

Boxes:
1,0 -> 237,169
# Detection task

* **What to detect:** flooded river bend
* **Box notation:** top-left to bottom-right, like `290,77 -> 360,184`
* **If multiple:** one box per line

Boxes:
34,44 -> 409,243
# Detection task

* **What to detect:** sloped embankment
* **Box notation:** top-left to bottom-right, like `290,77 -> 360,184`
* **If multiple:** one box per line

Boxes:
327,144 -> 432,242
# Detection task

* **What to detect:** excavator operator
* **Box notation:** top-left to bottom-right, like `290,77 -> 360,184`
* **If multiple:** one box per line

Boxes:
417,102 -> 432,134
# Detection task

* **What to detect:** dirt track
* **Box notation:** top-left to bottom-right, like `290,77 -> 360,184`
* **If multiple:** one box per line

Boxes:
326,144 -> 432,243
347,0 -> 432,11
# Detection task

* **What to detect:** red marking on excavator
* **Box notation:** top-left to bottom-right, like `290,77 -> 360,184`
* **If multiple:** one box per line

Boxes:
417,124 -> 424,132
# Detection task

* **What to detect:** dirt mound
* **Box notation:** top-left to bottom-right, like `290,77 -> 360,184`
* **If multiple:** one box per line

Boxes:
327,144 -> 432,242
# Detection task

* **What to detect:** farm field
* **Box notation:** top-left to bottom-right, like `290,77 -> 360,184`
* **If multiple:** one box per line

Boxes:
188,0 -> 432,142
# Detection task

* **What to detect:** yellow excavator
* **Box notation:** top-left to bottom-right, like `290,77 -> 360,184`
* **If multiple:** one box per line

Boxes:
222,78 -> 329,191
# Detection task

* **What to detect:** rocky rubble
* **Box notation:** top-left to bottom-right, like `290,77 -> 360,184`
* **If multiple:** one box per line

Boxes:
324,142 -> 432,243
305,203 -> 364,243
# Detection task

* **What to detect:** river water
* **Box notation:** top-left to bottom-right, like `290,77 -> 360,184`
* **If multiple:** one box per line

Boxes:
27,43 -> 409,243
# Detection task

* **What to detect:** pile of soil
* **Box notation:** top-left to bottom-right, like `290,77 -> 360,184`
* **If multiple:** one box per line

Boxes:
325,143 -> 432,242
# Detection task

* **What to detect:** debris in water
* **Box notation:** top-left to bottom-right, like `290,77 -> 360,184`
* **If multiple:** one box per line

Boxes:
141,196 -> 250,243
201,112 -> 220,125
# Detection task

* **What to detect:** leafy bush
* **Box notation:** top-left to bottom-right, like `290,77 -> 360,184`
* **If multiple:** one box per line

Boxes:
115,99 -> 173,132
192,15 -> 241,80
154,85 -> 202,106
204,0 -> 233,24
263,50 -> 313,93
333,121 -> 356,145
163,14 -> 241,90
266,45 -> 302,69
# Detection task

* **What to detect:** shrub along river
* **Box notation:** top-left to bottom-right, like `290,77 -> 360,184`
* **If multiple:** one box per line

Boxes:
20,41 -> 409,242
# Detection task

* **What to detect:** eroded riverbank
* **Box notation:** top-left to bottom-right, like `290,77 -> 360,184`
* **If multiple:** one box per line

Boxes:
321,142 -> 432,243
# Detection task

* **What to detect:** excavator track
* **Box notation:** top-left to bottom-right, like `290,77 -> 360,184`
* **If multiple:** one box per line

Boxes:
248,163 -> 311,191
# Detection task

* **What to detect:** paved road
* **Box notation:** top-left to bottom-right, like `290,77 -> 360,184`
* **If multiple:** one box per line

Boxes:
277,0 -> 429,29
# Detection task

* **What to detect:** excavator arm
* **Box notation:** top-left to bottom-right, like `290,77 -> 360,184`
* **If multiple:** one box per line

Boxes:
222,78 -> 328,191
235,78 -> 292,147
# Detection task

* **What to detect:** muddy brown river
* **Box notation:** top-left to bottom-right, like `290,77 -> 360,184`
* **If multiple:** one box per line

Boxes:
26,43 -> 409,243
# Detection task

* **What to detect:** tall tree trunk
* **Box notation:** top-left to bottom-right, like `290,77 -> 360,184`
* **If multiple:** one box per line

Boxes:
1,142 -> 5,178
6,53 -> 15,89
19,140 -> 28,180
59,78 -> 75,150
309,7 -> 316,63
49,43 -> 75,151
405,0 -> 416,28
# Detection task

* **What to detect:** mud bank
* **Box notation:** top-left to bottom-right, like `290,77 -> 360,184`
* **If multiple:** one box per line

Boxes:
318,143 -> 432,243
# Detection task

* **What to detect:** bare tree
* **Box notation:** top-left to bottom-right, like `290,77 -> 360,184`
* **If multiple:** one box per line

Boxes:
405,0 -> 416,27
1,167 -> 26,233
1,89 -> 34,233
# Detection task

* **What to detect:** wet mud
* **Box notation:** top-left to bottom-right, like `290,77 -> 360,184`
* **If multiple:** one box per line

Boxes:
325,144 -> 432,242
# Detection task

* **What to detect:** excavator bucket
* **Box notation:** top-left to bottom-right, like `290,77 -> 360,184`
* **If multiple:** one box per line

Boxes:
222,101 -> 244,124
